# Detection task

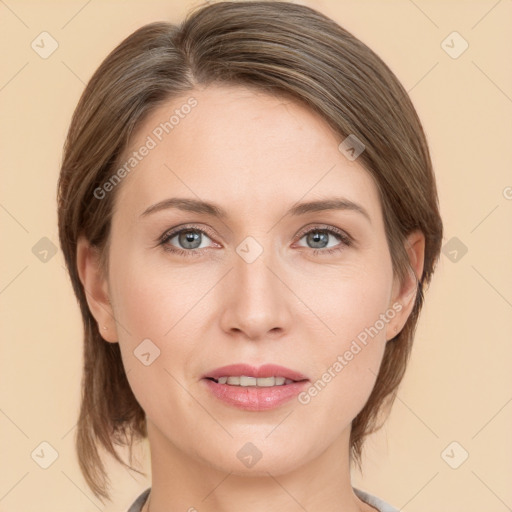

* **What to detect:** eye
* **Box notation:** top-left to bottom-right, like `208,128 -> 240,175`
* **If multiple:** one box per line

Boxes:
158,224 -> 352,258
160,225 -> 217,256
295,225 -> 352,255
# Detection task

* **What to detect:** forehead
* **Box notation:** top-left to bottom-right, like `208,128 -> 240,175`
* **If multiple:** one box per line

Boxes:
113,84 -> 381,223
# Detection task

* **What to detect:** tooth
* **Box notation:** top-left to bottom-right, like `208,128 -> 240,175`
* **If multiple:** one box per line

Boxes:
256,377 -> 276,387
239,376 -> 257,386
214,376 -> 296,386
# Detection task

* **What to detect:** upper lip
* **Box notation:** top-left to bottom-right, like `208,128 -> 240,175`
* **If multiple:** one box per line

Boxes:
203,364 -> 309,382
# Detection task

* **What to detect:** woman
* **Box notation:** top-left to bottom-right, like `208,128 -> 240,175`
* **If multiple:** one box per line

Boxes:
57,2 -> 443,511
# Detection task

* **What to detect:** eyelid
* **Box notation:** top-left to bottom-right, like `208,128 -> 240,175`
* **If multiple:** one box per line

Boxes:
294,223 -> 353,245
159,223 -> 218,246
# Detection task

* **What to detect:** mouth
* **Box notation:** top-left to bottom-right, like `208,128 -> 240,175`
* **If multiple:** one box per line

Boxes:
202,363 -> 309,385
201,363 -> 309,410
204,376 -> 304,386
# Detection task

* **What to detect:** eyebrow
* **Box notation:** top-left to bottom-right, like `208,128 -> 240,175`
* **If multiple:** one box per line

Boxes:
140,197 -> 371,223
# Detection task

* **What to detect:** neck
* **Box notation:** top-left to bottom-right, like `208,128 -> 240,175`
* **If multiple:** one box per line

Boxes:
142,420 -> 370,512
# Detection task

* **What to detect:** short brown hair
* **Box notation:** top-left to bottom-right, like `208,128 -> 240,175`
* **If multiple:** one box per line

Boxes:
57,0 -> 443,502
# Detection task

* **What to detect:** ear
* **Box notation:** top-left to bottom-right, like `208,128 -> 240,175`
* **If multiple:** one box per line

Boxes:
76,236 -> 118,343
386,230 -> 425,341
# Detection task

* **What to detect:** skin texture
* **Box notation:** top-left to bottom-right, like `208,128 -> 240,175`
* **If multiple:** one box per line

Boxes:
77,85 -> 424,512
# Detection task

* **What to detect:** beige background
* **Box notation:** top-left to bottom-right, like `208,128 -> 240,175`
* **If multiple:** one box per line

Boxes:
1,0 -> 511,511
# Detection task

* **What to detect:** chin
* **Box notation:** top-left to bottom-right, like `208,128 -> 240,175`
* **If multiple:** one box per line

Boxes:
194,436 -> 310,477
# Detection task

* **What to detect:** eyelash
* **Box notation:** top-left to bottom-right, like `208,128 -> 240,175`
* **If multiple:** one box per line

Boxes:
158,224 -> 353,258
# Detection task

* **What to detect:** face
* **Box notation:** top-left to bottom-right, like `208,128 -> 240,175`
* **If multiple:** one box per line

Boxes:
80,85 -> 421,476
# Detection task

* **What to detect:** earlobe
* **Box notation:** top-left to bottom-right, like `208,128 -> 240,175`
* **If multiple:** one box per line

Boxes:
386,230 -> 425,341
76,236 -> 118,343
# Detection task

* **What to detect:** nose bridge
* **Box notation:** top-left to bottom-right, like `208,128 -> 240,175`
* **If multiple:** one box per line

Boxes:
218,235 -> 292,339
236,245 -> 277,300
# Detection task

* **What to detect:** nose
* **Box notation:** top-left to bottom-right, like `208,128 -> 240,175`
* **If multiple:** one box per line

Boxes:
218,245 -> 294,341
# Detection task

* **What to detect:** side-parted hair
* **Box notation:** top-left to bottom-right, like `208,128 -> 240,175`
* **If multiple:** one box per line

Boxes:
57,0 -> 443,501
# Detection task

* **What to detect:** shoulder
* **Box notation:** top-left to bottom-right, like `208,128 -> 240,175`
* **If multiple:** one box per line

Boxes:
127,487 -> 398,512
127,488 -> 150,512
354,487 -> 400,512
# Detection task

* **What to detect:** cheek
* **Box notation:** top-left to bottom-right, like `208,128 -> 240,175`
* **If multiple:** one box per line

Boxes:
106,249 -> 206,409
295,261 -> 392,415
298,257 -> 393,346
110,246 -> 209,341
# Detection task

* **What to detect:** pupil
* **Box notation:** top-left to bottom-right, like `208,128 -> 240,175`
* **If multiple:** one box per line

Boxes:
180,230 -> 201,249
308,231 -> 328,248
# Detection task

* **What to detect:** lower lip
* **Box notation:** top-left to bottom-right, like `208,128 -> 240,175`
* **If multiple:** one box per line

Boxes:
202,379 -> 309,411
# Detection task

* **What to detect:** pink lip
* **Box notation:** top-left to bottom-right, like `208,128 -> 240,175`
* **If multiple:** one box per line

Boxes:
202,379 -> 309,411
203,363 -> 308,382
201,364 -> 309,411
